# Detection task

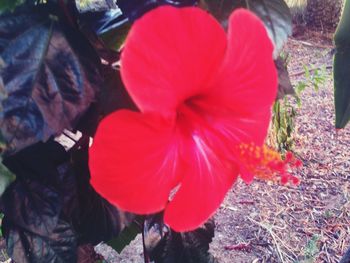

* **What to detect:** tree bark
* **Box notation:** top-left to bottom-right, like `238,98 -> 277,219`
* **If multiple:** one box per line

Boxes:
306,0 -> 344,30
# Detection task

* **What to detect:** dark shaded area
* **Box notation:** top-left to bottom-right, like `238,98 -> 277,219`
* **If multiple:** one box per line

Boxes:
275,57 -> 294,99
144,213 -> 218,263
0,6 -> 102,155
116,0 -> 198,21
0,139 -> 134,262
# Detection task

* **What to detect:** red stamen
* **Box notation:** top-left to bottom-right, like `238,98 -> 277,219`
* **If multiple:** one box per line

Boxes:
236,144 -> 300,185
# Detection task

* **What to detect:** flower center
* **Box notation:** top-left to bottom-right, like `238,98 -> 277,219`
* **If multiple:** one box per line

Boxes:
176,98 -> 207,134
175,99 -> 300,185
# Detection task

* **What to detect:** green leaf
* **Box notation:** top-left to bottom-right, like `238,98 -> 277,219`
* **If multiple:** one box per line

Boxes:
0,130 -> 14,195
303,64 -> 311,79
99,22 -> 131,52
204,0 -> 292,57
296,81 -> 307,95
304,235 -> 320,258
249,0 -> 292,57
0,157 -> 15,196
0,8 -> 102,155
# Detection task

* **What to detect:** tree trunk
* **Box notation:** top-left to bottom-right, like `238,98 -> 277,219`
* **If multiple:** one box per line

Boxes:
333,0 -> 350,128
306,0 -> 344,31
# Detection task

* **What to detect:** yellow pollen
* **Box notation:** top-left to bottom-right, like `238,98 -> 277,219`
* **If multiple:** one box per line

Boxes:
236,143 -> 298,183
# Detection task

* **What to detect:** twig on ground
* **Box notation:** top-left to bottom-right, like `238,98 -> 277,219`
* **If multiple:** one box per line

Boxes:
224,242 -> 252,252
289,38 -> 334,49
248,217 -> 286,263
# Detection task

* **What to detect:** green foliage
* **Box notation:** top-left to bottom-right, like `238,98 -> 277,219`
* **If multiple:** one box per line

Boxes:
0,130 -> 14,198
295,64 -> 327,106
271,53 -> 295,153
301,235 -> 320,262
0,158 -> 15,196
0,213 -> 4,237
272,98 -> 296,152
303,64 -> 327,91
272,63 -> 326,152
100,22 -> 131,52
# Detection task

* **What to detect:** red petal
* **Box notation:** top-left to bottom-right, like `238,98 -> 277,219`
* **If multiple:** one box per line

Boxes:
121,6 -> 226,117
207,9 -> 277,144
89,110 -> 183,214
164,135 -> 238,232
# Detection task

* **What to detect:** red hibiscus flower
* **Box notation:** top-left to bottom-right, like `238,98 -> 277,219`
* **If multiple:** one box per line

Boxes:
89,6 -> 299,232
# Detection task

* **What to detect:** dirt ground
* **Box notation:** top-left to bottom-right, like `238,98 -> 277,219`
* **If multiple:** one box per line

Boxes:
2,28 -> 350,263
95,28 -> 350,263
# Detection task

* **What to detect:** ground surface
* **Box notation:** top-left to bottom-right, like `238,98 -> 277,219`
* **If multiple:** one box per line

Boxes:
2,28 -> 350,263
